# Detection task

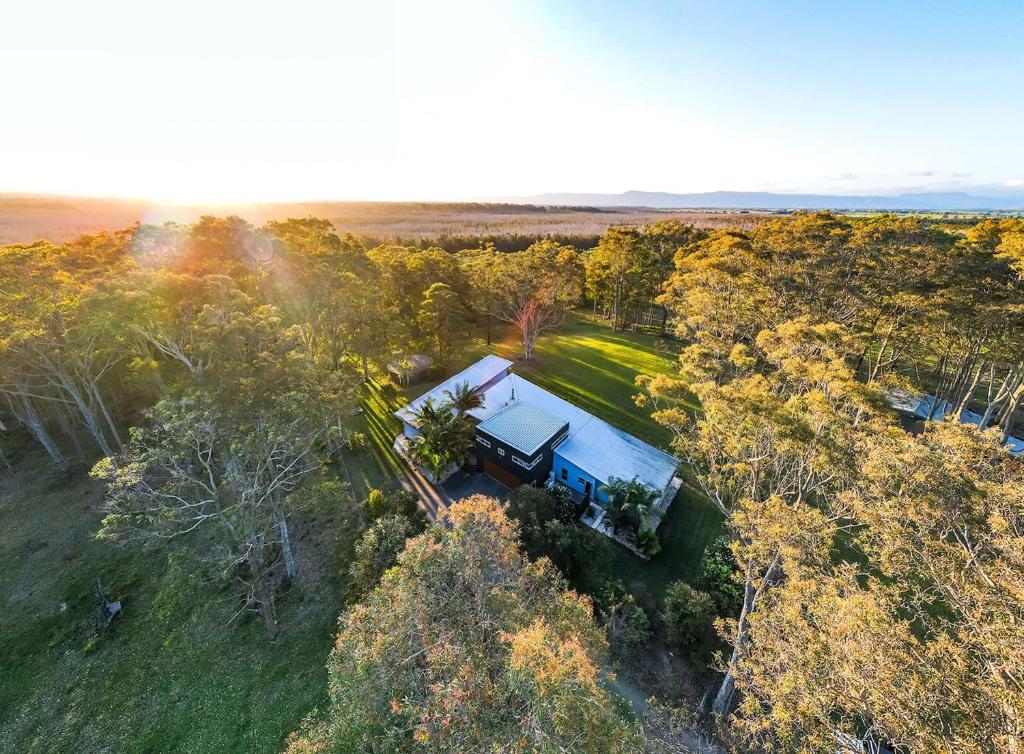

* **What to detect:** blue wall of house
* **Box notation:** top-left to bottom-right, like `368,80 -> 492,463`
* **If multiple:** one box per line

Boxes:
552,452 -> 610,504
403,421 -> 420,440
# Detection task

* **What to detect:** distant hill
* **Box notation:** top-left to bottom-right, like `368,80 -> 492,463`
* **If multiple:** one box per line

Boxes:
520,190 -> 1024,211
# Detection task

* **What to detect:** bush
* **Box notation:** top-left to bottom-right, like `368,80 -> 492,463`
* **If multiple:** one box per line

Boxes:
363,488 -> 424,525
348,514 -> 417,598
376,378 -> 400,405
343,431 -> 368,451
697,536 -> 743,615
605,592 -> 652,658
635,525 -> 661,557
663,581 -> 714,648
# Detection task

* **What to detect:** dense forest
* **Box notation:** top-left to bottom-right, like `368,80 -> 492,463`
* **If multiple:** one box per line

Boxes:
2,211 -> 1023,752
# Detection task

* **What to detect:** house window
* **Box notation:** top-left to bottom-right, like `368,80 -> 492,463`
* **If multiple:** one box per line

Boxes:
476,436 -> 491,448
512,455 -> 542,470
578,477 -> 586,486
560,467 -> 568,481
552,431 -> 569,448
497,448 -> 505,456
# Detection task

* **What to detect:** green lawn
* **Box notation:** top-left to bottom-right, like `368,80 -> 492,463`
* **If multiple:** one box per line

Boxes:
0,313 -> 721,753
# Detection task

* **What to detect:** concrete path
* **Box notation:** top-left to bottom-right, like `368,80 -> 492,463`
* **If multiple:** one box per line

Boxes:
399,462 -> 453,522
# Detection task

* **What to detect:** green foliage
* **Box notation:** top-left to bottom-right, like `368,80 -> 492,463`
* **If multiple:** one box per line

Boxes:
662,581 -> 715,648
0,453 -> 348,754
635,524 -> 661,557
664,587 -> 713,648
287,496 -> 639,754
408,396 -> 475,481
600,476 -> 660,535
343,430 -> 368,451
362,488 -> 423,523
348,514 -> 418,599
376,376 -> 401,404
698,535 -> 743,615
598,580 -> 653,659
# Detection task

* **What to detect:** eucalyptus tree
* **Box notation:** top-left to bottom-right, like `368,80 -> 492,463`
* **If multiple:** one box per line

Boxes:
417,282 -> 465,365
0,232 -> 135,463
285,496 -> 638,753
93,302 -> 359,638
728,420 -> 1024,754
491,240 -> 582,360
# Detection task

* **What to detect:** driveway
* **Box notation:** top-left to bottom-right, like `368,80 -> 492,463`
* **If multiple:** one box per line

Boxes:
442,471 -> 511,504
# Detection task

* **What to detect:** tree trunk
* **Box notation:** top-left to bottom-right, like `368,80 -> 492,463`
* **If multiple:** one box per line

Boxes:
954,361 -> 986,420
90,382 -> 124,451
18,393 -> 68,471
256,583 -> 280,640
0,418 -> 11,470
55,404 -> 84,457
712,647 -> 739,716
711,553 -> 781,717
486,311 -> 492,346
61,378 -> 113,456
361,353 -> 370,382
278,515 -> 296,579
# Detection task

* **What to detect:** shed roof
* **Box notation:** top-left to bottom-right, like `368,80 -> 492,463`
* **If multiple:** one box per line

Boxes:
476,402 -> 567,455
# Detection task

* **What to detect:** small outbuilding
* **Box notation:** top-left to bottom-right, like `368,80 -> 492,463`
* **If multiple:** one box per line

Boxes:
387,354 -> 434,385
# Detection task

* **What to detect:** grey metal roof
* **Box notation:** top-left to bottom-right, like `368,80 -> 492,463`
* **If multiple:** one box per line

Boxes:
395,355 -> 513,426
476,402 -> 567,455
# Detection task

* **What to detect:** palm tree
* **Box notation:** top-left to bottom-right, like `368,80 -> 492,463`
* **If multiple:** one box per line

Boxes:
599,476 -> 660,535
443,381 -> 483,416
600,477 -> 633,535
410,396 -> 476,481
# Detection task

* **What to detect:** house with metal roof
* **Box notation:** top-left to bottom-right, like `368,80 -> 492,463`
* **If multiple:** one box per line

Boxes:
394,355 -> 681,505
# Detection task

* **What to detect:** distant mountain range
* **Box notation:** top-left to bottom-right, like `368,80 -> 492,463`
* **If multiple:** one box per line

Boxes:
517,190 -> 1024,211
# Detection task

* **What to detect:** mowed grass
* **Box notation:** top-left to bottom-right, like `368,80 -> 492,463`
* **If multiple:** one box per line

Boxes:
0,451 -> 356,754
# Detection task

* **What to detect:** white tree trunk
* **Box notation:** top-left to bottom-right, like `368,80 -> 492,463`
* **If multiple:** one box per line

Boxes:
18,393 -> 68,471
278,515 -> 296,579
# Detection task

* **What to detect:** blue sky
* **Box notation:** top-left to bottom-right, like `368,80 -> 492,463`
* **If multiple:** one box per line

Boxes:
2,0 -> 1022,202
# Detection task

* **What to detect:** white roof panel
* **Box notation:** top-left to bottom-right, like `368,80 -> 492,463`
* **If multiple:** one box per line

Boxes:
395,355 -> 512,425
555,419 -> 678,493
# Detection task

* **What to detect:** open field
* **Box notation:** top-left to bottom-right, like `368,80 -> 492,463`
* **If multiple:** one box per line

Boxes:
1,314 -> 722,753
0,195 -> 775,245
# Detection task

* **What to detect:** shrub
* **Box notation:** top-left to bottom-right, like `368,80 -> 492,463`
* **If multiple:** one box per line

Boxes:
635,525 -> 661,556
343,431 -> 368,451
605,592 -> 652,658
348,514 -> 417,598
363,488 -> 424,525
697,536 -> 743,615
663,581 -> 714,648
376,378 -> 400,405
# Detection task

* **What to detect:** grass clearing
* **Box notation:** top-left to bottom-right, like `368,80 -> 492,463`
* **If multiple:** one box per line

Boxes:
0,454 -> 356,754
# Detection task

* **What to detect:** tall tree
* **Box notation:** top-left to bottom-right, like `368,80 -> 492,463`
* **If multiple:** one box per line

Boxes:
492,240 -> 582,360
285,495 -> 639,753
417,282 -> 465,364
